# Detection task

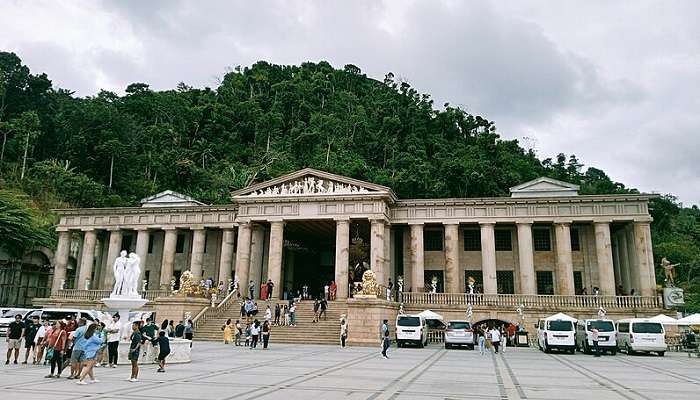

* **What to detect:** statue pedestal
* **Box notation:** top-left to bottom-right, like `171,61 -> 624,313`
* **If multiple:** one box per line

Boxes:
353,294 -> 378,299
102,295 -> 149,341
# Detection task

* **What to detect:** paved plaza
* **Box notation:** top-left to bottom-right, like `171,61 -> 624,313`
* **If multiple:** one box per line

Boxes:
2,341 -> 698,400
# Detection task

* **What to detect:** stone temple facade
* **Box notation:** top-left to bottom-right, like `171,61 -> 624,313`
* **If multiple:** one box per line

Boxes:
51,168 -> 658,303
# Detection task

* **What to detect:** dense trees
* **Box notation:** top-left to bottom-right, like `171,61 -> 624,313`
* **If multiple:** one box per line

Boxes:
0,52 -> 698,310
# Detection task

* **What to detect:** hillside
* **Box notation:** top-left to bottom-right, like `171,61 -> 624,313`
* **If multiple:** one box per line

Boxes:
0,51 -> 697,311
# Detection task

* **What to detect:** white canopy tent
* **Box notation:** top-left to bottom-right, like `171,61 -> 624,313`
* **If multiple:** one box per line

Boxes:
677,313 -> 700,325
648,314 -> 678,325
417,310 -> 444,321
544,312 -> 578,322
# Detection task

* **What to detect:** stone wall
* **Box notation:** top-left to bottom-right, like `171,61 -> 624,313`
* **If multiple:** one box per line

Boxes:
346,298 -> 399,347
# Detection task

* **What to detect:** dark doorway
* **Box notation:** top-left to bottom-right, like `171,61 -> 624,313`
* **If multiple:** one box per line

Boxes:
283,220 -> 338,299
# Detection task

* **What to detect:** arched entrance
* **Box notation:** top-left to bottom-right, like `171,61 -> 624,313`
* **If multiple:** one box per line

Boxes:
472,318 -> 513,330
0,248 -> 53,307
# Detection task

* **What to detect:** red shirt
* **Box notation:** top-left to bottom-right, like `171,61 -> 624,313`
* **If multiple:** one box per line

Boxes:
47,329 -> 67,351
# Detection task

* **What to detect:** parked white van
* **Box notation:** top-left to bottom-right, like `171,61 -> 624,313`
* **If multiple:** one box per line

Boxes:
616,318 -> 666,356
575,319 -> 617,355
537,313 -> 576,354
396,314 -> 429,348
23,308 -> 96,324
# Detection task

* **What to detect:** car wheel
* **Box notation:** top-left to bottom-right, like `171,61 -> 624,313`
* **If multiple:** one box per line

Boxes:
658,351 -> 665,357
583,342 -> 590,354
625,344 -> 634,355
469,345 -> 475,350
445,343 -> 450,349
418,340 -> 424,348
610,349 -> 617,356
569,348 -> 575,354
544,340 -> 551,353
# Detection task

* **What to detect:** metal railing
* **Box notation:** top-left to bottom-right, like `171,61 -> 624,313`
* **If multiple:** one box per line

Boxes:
52,289 -> 172,301
400,293 -> 662,309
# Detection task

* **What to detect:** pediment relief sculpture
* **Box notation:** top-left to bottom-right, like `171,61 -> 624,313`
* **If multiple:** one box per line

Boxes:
245,176 -> 373,197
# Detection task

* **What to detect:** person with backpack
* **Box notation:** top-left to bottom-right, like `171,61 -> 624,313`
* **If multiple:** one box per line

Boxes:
154,331 -> 170,372
380,320 -> 391,359
234,320 -> 243,346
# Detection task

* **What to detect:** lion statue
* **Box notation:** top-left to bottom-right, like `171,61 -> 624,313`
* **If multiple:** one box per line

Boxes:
361,270 -> 379,295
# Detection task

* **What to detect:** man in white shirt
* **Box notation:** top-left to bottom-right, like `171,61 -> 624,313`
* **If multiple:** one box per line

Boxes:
489,327 -> 501,354
106,314 -> 121,367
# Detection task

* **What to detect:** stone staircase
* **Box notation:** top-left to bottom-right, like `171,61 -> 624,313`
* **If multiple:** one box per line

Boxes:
194,300 -> 347,346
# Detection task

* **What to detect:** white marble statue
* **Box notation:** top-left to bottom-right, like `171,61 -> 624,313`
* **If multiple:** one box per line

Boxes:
124,253 -> 141,296
112,250 -> 129,296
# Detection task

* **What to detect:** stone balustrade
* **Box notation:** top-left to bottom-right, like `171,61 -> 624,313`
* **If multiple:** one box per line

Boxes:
400,292 -> 662,310
52,289 -> 171,302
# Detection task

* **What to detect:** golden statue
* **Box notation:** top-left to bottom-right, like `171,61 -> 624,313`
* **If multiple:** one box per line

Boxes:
361,270 -> 379,295
176,270 -> 205,297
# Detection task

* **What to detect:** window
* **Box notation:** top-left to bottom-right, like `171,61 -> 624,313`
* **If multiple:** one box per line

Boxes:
424,271 -> 444,292
497,271 -> 514,294
463,229 -> 481,251
536,271 -> 554,295
448,321 -> 472,329
144,271 -> 150,290
424,230 -> 443,251
547,320 -> 573,331
397,316 -> 420,327
574,271 -> 583,294
617,323 -> 629,333
494,230 -> 512,251
465,270 -> 483,287
587,320 -> 614,332
570,227 -> 580,251
147,234 -> 154,254
533,228 -> 551,251
175,234 -> 186,253
632,323 -> 663,334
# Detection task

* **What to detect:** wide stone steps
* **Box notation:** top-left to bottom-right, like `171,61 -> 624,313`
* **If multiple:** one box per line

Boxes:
194,300 -> 347,345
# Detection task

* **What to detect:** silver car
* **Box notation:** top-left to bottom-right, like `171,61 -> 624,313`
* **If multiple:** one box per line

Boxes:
444,320 -> 475,349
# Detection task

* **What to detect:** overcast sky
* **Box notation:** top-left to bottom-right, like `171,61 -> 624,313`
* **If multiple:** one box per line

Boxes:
2,0 -> 698,205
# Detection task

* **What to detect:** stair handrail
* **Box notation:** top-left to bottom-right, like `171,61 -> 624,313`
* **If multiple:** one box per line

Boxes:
215,288 -> 239,312
191,305 -> 210,330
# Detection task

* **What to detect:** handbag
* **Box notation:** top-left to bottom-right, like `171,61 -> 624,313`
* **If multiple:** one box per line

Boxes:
46,347 -> 55,360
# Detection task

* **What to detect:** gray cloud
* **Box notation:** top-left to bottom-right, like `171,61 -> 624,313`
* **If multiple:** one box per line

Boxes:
1,0 -> 698,205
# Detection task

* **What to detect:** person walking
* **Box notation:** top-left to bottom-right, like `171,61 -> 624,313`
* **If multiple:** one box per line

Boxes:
477,325 -> 486,355
128,321 -> 142,382
262,320 -> 271,349
380,319 -> 391,359
106,314 -> 121,368
289,303 -> 297,327
234,320 -> 242,346
329,280 -> 337,301
244,323 -> 251,347
250,320 -> 260,349
154,331 -> 170,372
77,323 -> 103,384
274,303 -> 281,326
35,319 -> 49,364
312,299 -> 320,323
223,319 -> 233,344
591,325 -> 601,357
324,283 -> 330,301
184,319 -> 194,347
45,321 -> 67,378
5,313 -> 24,365
266,279 -> 274,300
320,298 -> 328,321
283,305 -> 289,326
490,326 -> 501,354
68,317 -> 88,380
249,280 -> 255,300
260,281 -> 268,300
23,316 -> 40,364
340,319 -> 348,348
264,306 -> 272,323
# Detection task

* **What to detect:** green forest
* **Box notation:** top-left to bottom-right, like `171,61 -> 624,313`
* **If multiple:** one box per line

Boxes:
0,51 -> 698,311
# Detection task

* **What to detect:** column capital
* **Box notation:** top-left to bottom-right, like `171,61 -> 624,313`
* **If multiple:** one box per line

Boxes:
632,219 -> 652,226
56,227 -> 71,233
408,222 -> 424,226
162,226 -> 178,231
553,219 -> 573,226
105,227 -> 122,232
479,221 -> 496,227
80,227 -> 96,232
592,219 -> 613,225
133,226 -> 150,231
189,225 -> 206,231
334,217 -> 350,222
443,221 -> 460,226
515,220 -> 533,226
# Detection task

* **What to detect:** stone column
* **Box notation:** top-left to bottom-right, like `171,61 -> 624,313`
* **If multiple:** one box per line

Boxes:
335,219 -> 350,300
267,221 -> 284,299
516,222 -> 536,295
409,224 -> 424,292
612,239 -> 622,290
134,228 -> 150,287
103,229 -> 123,290
554,223 -> 575,295
189,228 -> 206,281
634,222 -> 656,296
218,228 -> 235,284
77,229 -> 97,290
480,223 -> 497,294
594,222 -> 616,295
51,230 -> 72,293
159,228 -> 177,289
249,225 -> 266,297
624,225 -> 642,294
444,223 -> 460,293
618,230 -> 632,292
234,223 -> 252,296
370,219 -> 386,286
384,225 -> 392,285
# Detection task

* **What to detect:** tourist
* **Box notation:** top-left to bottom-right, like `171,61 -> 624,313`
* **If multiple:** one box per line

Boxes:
45,321 -> 67,378
266,279 -> 274,300
65,315 -> 77,333
168,320 -> 176,337
500,326 -> 507,353
329,280 -> 337,301
234,320 -> 242,346
77,323 -> 103,384
591,324 -> 600,357
244,323 -> 251,347
175,320 -> 185,338
249,280 -> 255,299
128,321 -> 142,382
490,326 -> 501,354
283,305 -> 289,326
302,285 -> 309,300
184,319 -> 194,347
289,303 -> 297,326
35,319 -> 50,365
476,325 -> 486,355
160,319 -> 171,337
260,281 -> 268,300
240,299 -> 247,319
95,322 -> 108,367
250,320 -> 260,349
154,331 -> 170,372
274,303 -> 281,326
218,280 -> 225,293
223,318 -> 233,344
320,298 -> 328,321
313,299 -> 320,323
5,314 -> 24,365
381,319 -> 390,359
264,305 -> 272,323
340,319 -> 348,348
23,316 -> 40,364
507,323 -> 516,348
262,320 -> 271,349
324,283 -> 330,300
106,314 -> 121,368
68,317 -> 88,379
141,318 -> 158,358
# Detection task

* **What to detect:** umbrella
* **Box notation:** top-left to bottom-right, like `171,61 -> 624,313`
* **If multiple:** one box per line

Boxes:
677,313 -> 700,325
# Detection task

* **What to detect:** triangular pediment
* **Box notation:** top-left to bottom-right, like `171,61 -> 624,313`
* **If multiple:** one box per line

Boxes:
231,168 -> 395,200
510,177 -> 579,198
140,190 -> 205,207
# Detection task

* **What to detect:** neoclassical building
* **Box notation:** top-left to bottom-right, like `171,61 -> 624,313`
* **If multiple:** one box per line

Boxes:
51,168 -> 658,302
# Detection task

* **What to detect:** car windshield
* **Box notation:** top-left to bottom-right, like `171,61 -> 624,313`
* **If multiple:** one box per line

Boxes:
398,316 -> 420,327
632,322 -> 663,334
547,320 -> 573,331
1,309 -> 25,318
587,321 -> 614,332
42,311 -> 78,322
448,321 -> 471,329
